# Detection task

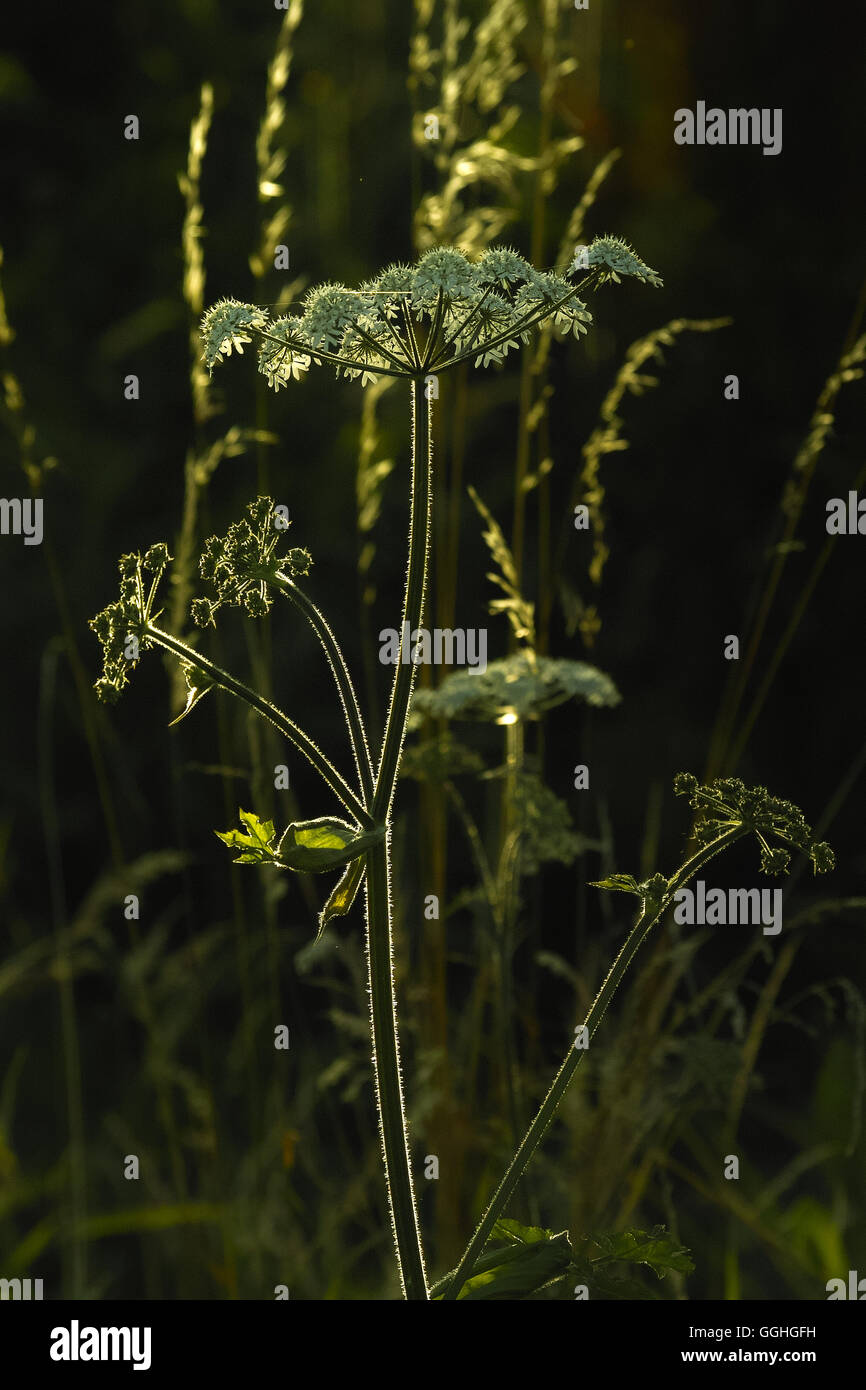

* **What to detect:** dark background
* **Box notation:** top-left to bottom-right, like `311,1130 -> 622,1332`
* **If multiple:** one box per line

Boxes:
0,0 -> 864,1300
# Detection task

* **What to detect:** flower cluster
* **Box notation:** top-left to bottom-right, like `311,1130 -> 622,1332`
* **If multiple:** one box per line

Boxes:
200,299 -> 269,368
570,235 -> 664,287
191,495 -> 312,626
89,544 -> 171,703
673,773 -> 835,874
201,236 -> 662,390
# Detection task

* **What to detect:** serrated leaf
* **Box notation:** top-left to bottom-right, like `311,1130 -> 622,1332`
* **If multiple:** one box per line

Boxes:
214,829 -> 253,850
216,811 -> 385,875
214,809 -> 278,865
239,809 -> 275,846
570,1256 -> 661,1301
587,1225 -> 694,1277
589,873 -> 642,894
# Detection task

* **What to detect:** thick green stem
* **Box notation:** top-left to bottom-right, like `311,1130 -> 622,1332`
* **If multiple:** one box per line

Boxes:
365,838 -> 427,1299
373,381 -> 432,821
442,825 -> 746,1298
365,379 -> 432,1299
146,623 -> 371,826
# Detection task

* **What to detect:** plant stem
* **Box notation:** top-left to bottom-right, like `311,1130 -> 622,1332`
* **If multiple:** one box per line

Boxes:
432,287 -> 582,372
372,381 -> 432,821
274,573 -> 374,805
442,825 -> 746,1298
254,326 -> 410,381
365,839 -> 427,1299
145,623 -> 371,827
365,378 -> 432,1299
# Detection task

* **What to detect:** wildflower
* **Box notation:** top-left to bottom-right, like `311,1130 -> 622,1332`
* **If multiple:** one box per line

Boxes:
673,772 -> 835,874
200,236 -> 662,389
89,545 -> 172,702
193,495 -> 312,626
201,299 -> 269,368
258,317 -> 313,389
476,246 -> 538,289
410,247 -> 479,315
301,283 -> 369,349
574,235 -> 664,288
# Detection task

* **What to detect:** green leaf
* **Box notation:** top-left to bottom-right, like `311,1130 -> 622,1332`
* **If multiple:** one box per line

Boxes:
458,1236 -> 572,1301
215,811 -> 384,875
296,823 -> 349,851
564,1225 -> 694,1299
430,1219 -> 573,1300
433,1220 -> 690,1302
317,856 -> 367,940
569,1257 -> 661,1301
492,1218 -> 559,1245
239,809 -> 276,846
585,1225 -> 694,1278
589,873 -> 643,895
589,872 -> 668,914
215,808 -> 278,865
276,817 -> 385,874
167,661 -> 215,727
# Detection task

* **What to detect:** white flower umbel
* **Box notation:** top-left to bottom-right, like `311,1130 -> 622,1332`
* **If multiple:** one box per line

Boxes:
200,236 -> 662,389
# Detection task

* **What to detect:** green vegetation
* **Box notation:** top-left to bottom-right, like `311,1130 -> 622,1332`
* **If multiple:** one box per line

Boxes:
1,0 -> 864,1303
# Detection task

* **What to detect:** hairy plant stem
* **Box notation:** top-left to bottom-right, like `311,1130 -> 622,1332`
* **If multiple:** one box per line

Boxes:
273,573 -> 374,805
365,379 -> 432,1300
255,326 -> 411,381
145,623 -> 370,827
372,382 -> 432,823
442,825 -> 746,1299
